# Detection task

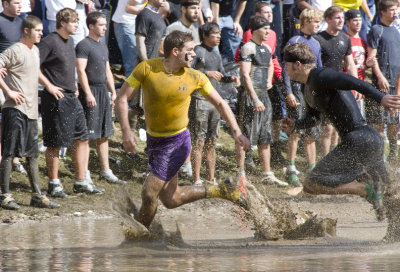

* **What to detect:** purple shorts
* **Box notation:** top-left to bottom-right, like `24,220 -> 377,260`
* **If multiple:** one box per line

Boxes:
146,129 -> 191,181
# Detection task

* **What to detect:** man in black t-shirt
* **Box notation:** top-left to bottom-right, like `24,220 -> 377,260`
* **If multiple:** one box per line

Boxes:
314,6 -> 358,158
39,8 -> 105,198
76,12 -> 126,186
366,0 -> 400,168
135,0 -> 167,62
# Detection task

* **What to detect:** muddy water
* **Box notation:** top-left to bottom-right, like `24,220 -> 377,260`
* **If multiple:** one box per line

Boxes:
1,199 -> 400,271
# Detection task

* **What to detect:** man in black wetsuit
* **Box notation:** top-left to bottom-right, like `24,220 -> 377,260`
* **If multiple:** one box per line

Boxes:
314,5 -> 358,158
281,42 -> 400,221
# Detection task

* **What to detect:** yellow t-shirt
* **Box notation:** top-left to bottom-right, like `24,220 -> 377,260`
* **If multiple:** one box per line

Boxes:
126,58 -> 214,137
333,0 -> 362,11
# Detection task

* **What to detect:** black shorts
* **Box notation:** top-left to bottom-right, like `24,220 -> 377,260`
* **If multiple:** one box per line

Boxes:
41,91 -> 88,147
79,84 -> 114,139
1,108 -> 38,158
238,88 -> 273,146
188,98 -> 220,144
268,84 -> 285,121
286,82 -> 320,138
307,125 -> 388,187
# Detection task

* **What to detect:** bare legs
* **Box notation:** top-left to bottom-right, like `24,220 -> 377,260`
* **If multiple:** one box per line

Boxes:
138,173 -> 206,228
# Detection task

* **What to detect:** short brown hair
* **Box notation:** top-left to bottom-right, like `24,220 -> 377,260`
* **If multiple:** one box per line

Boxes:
378,0 -> 399,13
283,42 -> 316,68
324,6 -> 344,19
21,15 -> 42,37
300,8 -> 323,27
86,11 -> 106,28
254,1 -> 270,14
56,8 -> 78,29
164,30 -> 193,58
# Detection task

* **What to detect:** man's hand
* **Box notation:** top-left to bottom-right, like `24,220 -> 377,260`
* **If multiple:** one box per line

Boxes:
234,133 -> 250,150
0,68 -> 7,78
110,92 -> 117,106
231,76 -> 240,86
122,130 -> 138,154
7,90 -> 25,105
253,100 -> 265,112
377,75 -> 390,92
381,95 -> 400,116
281,117 -> 295,133
86,92 -> 97,107
233,22 -> 243,36
207,71 -> 223,81
48,84 -> 65,100
286,93 -> 297,107
354,91 -> 363,101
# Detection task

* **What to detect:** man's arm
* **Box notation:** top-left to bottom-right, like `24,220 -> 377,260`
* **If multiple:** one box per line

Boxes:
136,34 -> 148,61
296,0 -> 313,10
158,40 -> 165,57
233,0 -> 247,36
126,0 -> 143,14
240,61 -> 265,112
106,61 -> 117,106
116,81 -> 139,153
211,2 -> 219,23
367,46 -> 390,92
267,57 -> 273,90
39,70 -> 64,99
76,57 -> 96,107
344,54 -> 358,78
205,89 -> 250,149
0,76 -> 25,105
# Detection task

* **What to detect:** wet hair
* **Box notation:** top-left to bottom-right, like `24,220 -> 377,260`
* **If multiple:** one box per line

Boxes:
254,1 -> 271,13
21,15 -> 42,37
283,43 -> 316,68
56,8 -> 78,29
164,30 -> 193,58
378,0 -> 399,13
323,6 -> 344,19
199,22 -> 219,42
249,15 -> 269,33
300,8 -> 323,27
86,11 -> 106,28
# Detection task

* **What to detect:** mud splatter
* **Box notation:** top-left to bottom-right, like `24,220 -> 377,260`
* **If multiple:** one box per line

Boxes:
243,182 -> 337,240
384,177 -> 400,242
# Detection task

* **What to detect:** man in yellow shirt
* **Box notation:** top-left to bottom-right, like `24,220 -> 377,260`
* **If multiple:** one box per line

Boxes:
117,30 -> 250,229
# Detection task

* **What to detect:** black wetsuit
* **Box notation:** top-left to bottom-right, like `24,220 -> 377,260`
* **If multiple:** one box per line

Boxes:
296,68 -> 388,187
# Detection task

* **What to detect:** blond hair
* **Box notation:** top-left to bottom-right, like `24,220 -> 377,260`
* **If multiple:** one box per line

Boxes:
300,8 -> 323,27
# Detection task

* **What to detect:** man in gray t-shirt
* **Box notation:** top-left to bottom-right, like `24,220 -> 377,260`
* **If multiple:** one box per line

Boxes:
158,0 -> 201,57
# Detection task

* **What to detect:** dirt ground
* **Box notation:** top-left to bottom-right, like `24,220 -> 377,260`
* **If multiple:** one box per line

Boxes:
0,123 -> 391,245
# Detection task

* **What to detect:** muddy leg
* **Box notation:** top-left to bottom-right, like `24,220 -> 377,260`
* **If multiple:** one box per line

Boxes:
303,179 -> 366,197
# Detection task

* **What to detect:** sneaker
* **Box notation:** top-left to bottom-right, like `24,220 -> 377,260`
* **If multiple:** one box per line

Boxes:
48,181 -> 69,198
73,180 -> 104,194
14,162 -> 28,176
193,179 -> 205,186
0,193 -> 20,210
220,177 -> 247,208
100,169 -> 126,185
30,193 -> 60,209
245,157 -> 256,170
287,172 -> 303,187
179,161 -> 193,179
85,171 -> 106,193
261,172 -> 289,187
365,182 -> 384,221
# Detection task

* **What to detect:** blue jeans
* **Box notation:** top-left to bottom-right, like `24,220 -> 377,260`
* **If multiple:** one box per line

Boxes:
360,4 -> 376,41
271,2 -> 282,61
114,22 -> 138,77
218,15 -> 241,64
